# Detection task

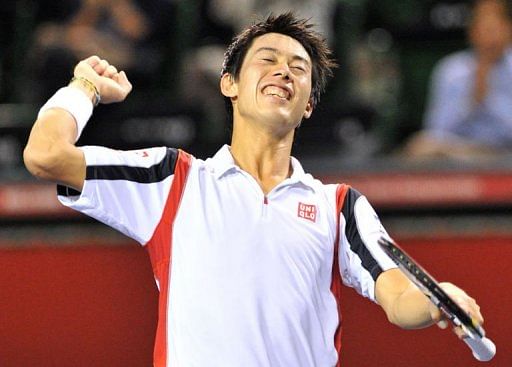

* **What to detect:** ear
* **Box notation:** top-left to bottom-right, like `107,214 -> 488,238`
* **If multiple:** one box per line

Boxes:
303,99 -> 313,119
220,73 -> 238,98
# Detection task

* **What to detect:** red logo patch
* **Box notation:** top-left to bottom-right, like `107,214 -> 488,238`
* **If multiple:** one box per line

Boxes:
135,150 -> 149,157
297,202 -> 317,222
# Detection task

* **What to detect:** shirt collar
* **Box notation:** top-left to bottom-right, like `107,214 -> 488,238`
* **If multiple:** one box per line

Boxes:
209,144 -> 317,192
209,144 -> 238,178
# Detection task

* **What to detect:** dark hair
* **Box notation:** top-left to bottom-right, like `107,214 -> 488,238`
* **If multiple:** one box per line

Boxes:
221,12 -> 337,118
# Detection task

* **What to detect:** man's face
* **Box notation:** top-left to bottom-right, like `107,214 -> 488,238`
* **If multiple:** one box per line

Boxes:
469,0 -> 512,60
223,33 -> 314,133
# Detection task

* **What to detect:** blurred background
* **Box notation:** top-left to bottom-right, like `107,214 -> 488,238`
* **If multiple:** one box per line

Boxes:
0,0 -> 511,366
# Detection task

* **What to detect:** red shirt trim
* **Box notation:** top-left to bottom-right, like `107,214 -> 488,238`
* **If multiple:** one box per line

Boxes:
146,149 -> 192,367
332,183 -> 349,366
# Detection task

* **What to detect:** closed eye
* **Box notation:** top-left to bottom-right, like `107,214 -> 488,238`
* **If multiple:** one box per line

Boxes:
291,65 -> 307,74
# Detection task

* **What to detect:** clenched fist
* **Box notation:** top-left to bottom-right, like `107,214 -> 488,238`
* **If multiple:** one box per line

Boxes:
73,55 -> 132,104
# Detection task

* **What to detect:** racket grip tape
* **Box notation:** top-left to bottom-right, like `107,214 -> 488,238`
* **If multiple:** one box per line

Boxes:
463,336 -> 496,362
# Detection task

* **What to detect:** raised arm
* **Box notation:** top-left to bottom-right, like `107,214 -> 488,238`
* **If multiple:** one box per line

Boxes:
23,56 -> 132,191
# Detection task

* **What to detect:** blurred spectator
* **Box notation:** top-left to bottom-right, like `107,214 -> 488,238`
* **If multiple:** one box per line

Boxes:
403,0 -> 512,160
23,0 -> 170,103
208,0 -> 336,40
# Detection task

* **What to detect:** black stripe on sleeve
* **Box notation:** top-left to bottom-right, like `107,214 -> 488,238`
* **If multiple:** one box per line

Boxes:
342,187 -> 383,281
57,185 -> 81,197
57,148 -> 180,198
86,148 -> 179,183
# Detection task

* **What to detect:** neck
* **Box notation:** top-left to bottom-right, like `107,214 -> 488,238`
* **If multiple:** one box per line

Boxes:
230,119 -> 295,194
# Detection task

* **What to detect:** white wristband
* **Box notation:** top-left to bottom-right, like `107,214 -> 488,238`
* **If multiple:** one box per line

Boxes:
38,86 -> 94,142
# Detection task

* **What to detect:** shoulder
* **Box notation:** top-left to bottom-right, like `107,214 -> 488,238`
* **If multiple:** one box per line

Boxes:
502,48 -> 512,70
313,182 -> 365,214
323,184 -> 377,225
432,49 -> 474,80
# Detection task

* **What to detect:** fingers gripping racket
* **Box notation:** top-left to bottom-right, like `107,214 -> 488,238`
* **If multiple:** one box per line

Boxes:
378,237 -> 496,362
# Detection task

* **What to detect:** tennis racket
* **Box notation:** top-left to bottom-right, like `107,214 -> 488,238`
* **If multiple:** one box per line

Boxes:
378,237 -> 496,362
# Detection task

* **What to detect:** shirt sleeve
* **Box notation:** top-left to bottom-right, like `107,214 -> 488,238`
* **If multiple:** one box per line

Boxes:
57,145 -> 181,245
338,187 -> 397,303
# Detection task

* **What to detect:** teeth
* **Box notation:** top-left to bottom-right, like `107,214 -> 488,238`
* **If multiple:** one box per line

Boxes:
263,86 -> 289,99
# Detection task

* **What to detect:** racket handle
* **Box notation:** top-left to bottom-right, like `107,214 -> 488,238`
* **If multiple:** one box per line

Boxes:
463,336 -> 496,362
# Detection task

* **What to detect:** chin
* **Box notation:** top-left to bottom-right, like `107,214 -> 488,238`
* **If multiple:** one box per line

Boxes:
268,117 -> 302,134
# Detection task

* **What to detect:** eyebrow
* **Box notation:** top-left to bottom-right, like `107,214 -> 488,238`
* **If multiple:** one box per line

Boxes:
254,47 -> 311,66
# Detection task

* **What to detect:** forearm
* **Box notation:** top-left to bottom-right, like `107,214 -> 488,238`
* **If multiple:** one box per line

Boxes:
24,82 -> 95,188
387,282 -> 434,329
377,268 -> 484,332
376,268 -> 436,330
24,109 -> 83,180
28,80 -> 96,148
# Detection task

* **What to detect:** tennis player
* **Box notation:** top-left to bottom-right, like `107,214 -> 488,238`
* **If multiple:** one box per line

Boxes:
24,13 -> 484,367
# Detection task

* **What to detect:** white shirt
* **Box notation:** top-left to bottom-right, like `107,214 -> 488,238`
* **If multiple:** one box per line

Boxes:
58,144 -> 396,367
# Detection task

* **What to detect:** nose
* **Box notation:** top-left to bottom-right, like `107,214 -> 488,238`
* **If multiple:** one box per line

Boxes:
273,63 -> 291,79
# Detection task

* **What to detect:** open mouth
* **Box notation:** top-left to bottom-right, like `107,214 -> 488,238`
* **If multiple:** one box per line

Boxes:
262,85 -> 291,101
